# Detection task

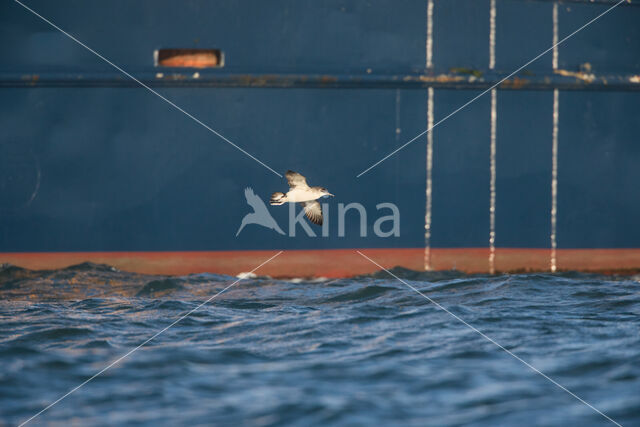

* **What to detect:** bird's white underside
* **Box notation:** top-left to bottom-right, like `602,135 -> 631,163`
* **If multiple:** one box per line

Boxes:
285,188 -> 323,203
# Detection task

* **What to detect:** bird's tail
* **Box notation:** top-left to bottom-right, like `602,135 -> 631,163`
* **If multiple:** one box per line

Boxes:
270,192 -> 287,205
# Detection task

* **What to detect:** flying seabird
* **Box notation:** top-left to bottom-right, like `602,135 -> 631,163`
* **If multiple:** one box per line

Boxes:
236,187 -> 285,236
270,170 -> 334,225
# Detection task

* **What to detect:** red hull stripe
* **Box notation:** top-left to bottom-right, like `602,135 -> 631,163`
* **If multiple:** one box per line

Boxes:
2,248 -> 640,278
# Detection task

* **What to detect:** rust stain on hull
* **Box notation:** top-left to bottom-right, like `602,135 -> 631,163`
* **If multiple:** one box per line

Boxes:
500,76 -> 528,89
555,69 -> 596,83
403,74 -> 468,84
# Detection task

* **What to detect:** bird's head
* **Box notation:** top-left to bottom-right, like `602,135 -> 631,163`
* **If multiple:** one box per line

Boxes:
319,187 -> 334,198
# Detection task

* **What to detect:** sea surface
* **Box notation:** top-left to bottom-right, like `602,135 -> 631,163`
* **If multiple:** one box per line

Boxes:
1,263 -> 639,426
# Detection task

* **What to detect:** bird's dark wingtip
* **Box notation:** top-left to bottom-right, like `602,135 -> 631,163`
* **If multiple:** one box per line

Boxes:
309,216 -> 322,226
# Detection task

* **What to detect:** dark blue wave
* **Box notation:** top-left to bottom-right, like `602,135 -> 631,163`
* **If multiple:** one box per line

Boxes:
1,264 -> 639,426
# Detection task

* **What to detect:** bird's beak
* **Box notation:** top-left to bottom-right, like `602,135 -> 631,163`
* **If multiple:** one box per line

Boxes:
327,193 -> 334,197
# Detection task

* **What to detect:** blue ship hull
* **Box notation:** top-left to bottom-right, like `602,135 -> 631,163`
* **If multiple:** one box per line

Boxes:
1,0 -> 639,276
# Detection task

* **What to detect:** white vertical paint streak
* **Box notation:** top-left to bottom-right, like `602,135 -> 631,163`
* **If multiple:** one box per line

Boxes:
488,0 -> 497,274
551,89 -> 559,272
425,0 -> 435,271
489,0 -> 497,70
425,87 -> 434,271
551,3 -> 559,272
395,89 -> 401,137
395,89 -> 401,205
489,89 -> 497,274
426,0 -> 434,68
552,2 -> 559,70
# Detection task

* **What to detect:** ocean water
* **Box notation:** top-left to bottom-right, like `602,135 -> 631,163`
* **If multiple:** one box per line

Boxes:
1,263 -> 638,426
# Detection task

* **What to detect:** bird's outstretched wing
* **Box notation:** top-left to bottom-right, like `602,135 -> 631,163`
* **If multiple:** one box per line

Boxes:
301,200 -> 323,225
286,170 -> 309,189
